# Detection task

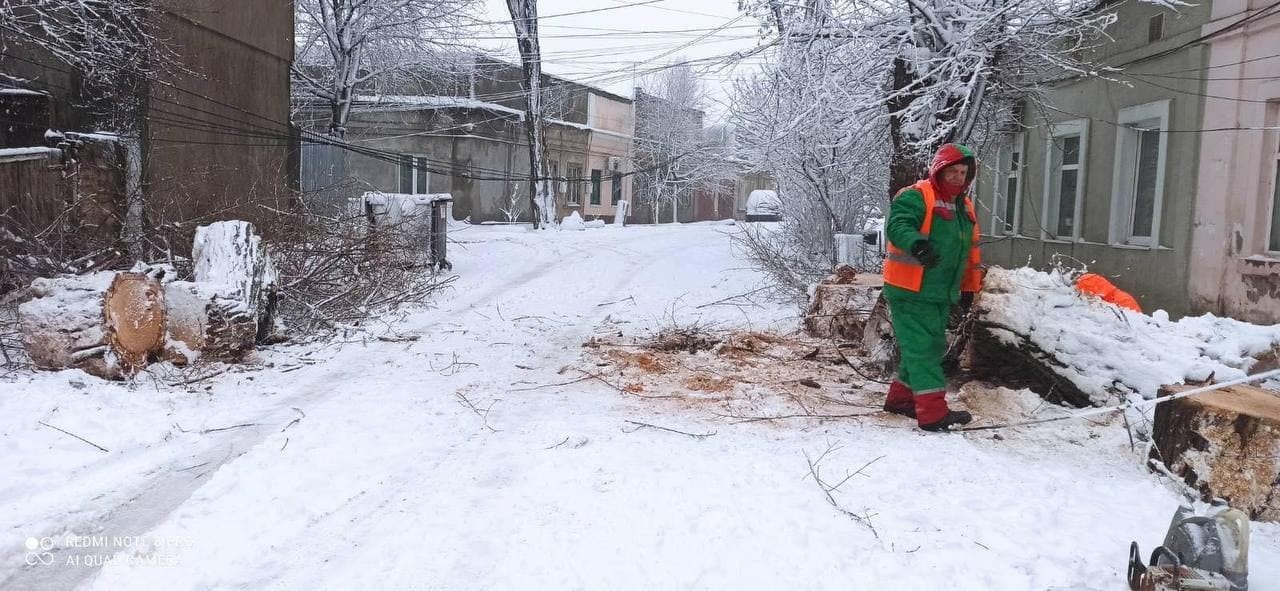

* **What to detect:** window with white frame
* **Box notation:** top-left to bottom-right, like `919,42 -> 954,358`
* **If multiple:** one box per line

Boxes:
398,154 -> 429,194
1043,120 -> 1088,240
1109,100 -> 1169,247
995,134 -> 1025,235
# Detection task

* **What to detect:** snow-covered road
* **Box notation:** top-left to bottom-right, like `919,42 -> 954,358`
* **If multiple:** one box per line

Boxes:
3,223 -> 1278,590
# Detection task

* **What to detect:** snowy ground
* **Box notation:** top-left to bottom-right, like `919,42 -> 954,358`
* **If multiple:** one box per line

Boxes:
2,222 -> 1278,590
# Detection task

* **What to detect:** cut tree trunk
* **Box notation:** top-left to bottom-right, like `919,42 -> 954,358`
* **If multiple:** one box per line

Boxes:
803,266 -> 883,342
967,318 -> 1096,408
103,272 -> 166,375
18,269 -> 168,379
192,220 -> 278,343
17,273 -> 120,379
162,281 -> 258,364
1152,383 -> 1280,522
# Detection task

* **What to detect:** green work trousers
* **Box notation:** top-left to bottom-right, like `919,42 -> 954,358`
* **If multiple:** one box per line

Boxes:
887,297 -> 950,396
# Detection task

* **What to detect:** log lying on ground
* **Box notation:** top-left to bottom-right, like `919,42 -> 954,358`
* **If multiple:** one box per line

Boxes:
162,281 -> 257,364
18,272 -> 119,378
16,221 -> 279,378
803,266 -> 883,342
970,267 -> 1280,408
1153,384 -> 1280,521
103,272 -> 166,374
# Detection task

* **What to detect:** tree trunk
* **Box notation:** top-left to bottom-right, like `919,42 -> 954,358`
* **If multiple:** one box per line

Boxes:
507,0 -> 553,228
18,273 -> 120,379
18,270 -> 168,380
1153,384 -> 1280,522
162,281 -> 258,364
192,221 -> 278,343
103,271 -> 167,374
887,56 -> 923,198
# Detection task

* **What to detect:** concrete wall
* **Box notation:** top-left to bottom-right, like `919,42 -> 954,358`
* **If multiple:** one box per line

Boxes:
143,0 -> 295,244
1188,0 -> 1280,323
973,0 -> 1211,317
583,92 -> 635,220
323,106 -> 596,223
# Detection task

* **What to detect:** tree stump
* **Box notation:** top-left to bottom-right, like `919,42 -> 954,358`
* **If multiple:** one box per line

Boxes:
192,220 -> 278,343
804,266 -> 883,341
1152,384 -> 1280,521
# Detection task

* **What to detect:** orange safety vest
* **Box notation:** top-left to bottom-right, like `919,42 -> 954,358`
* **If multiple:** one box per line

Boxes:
883,180 -> 983,293
1076,273 -> 1142,313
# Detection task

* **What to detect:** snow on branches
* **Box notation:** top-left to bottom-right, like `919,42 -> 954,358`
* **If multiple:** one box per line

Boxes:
292,0 -> 484,137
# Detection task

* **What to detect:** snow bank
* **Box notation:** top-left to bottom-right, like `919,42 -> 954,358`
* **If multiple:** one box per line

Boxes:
560,211 -> 587,231
980,267 -> 1280,403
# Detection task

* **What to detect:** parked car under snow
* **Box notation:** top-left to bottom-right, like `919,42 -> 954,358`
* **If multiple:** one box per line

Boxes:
744,190 -> 781,222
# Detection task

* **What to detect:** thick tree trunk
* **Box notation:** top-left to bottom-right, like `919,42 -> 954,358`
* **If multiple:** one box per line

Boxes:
103,271 -> 167,374
163,281 -> 258,364
803,267 -> 883,341
18,273 -> 120,379
18,269 -> 168,379
1153,384 -> 1280,522
507,0 -> 554,228
887,56 -> 923,198
191,220 -> 278,343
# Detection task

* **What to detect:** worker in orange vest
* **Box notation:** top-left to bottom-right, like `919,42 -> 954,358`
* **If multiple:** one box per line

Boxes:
881,143 -> 983,431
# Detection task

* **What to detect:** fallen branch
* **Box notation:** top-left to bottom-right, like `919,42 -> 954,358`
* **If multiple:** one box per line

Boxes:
623,420 -> 716,439
804,445 -> 882,539
455,391 -> 500,432
509,375 -> 594,392
694,286 -> 772,309
38,421 -> 109,453
544,436 -> 571,450
168,368 -> 228,387
720,411 -> 878,425
596,296 -> 636,308
200,422 -> 258,434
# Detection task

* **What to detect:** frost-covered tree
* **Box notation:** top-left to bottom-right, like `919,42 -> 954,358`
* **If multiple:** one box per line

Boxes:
0,1 -> 150,85
292,0 -> 484,138
0,0 -> 157,126
732,0 -> 1118,290
505,0 -> 554,228
633,62 -> 727,224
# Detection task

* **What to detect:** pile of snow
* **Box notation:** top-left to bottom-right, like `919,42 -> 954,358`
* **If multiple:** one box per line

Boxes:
980,267 -> 1280,404
560,211 -> 586,231
560,212 -> 606,231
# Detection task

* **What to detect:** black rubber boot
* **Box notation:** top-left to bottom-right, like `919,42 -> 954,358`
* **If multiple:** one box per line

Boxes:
919,410 -> 973,432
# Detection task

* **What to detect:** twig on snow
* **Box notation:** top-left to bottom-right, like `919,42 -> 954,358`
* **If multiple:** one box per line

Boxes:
596,296 -> 636,308
38,421 -> 109,453
455,391 -> 500,432
544,436 -> 571,450
623,420 -> 716,439
803,444 -> 883,539
200,423 -> 258,434
167,368 -> 228,387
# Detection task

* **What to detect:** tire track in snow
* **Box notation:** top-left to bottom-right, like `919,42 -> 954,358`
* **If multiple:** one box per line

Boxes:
3,227 -> 686,590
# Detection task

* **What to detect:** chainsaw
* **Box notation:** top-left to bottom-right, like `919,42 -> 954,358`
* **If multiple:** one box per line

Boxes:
1128,542 -> 1232,591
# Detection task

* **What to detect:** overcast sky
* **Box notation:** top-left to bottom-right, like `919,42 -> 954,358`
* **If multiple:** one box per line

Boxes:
476,0 -> 767,122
